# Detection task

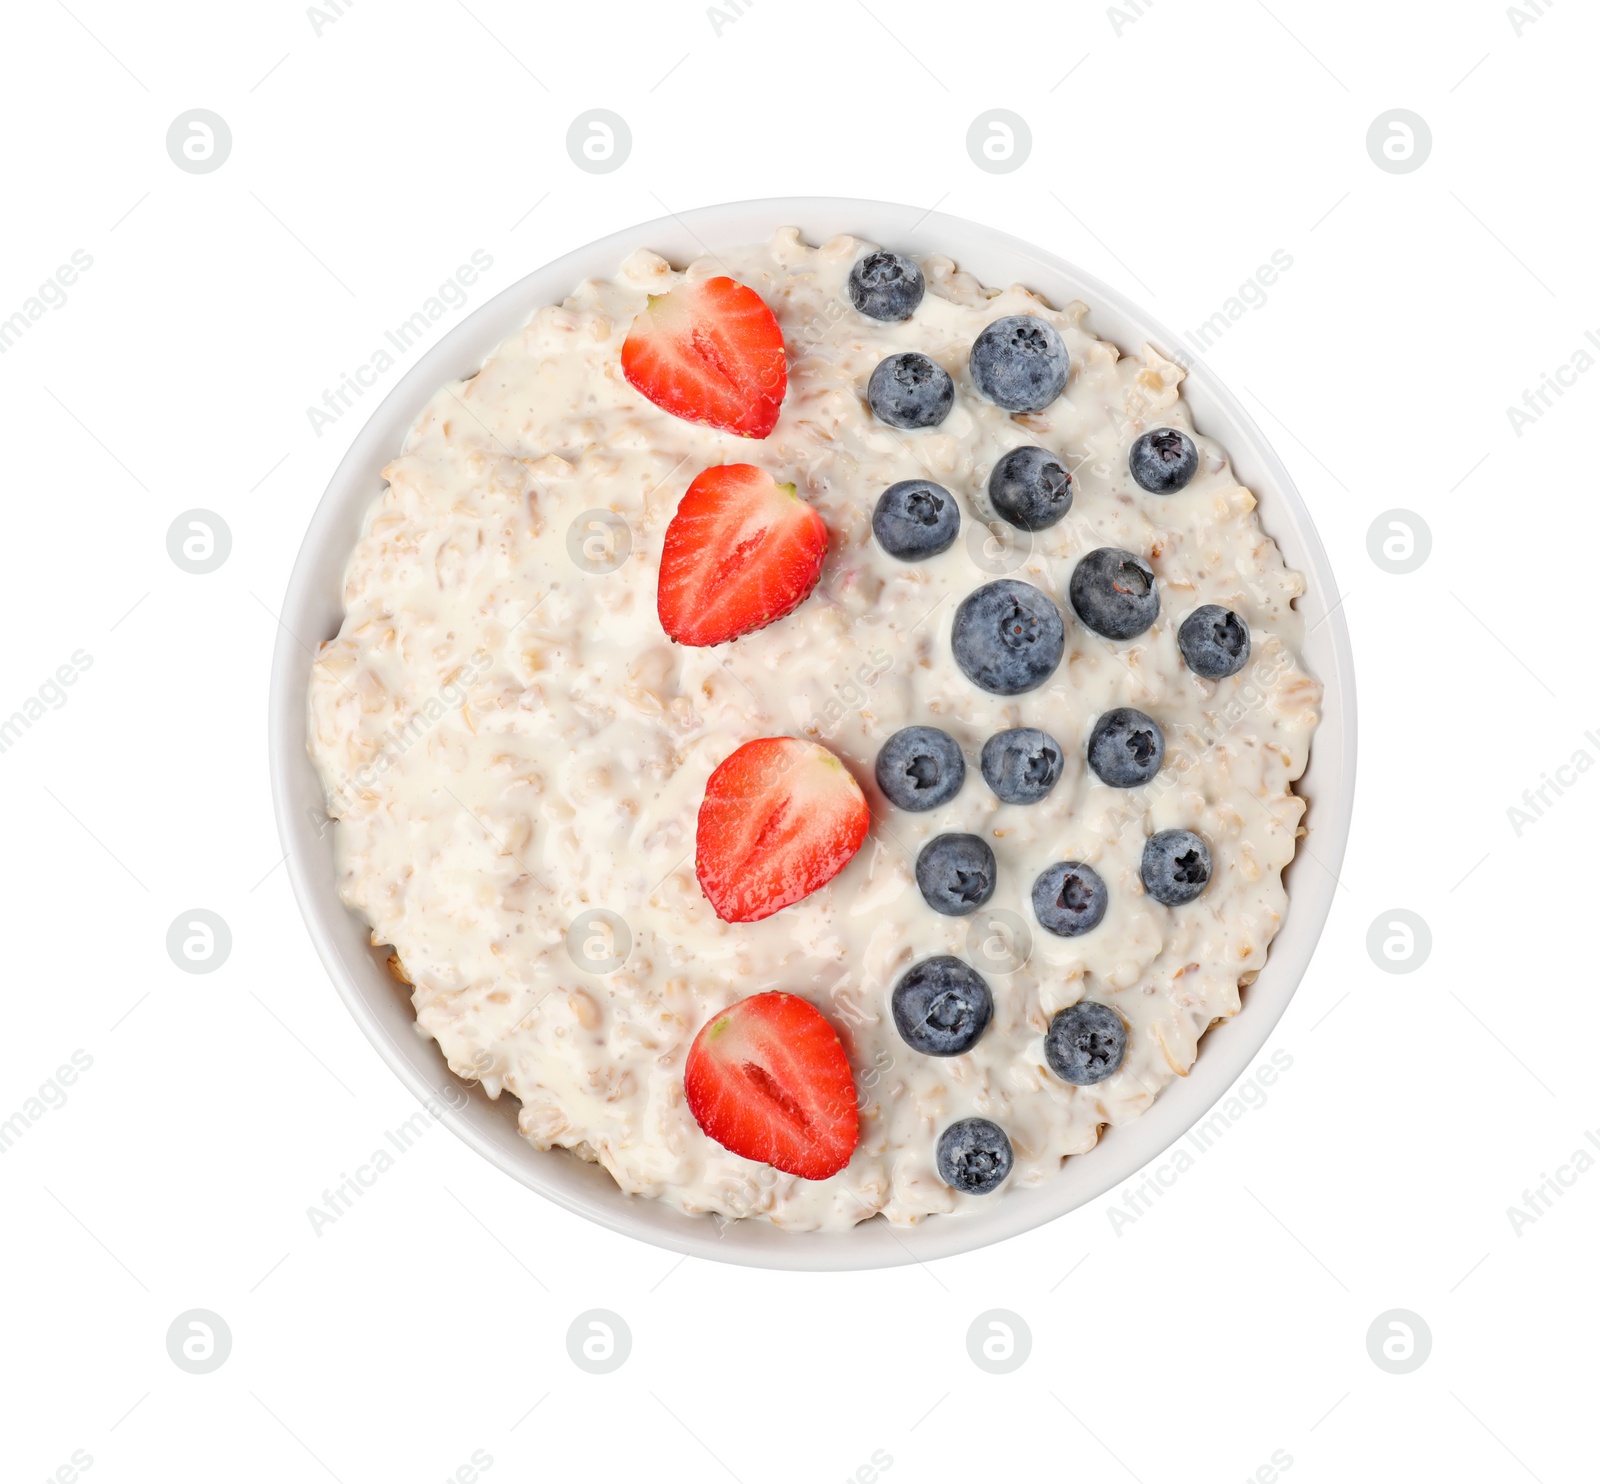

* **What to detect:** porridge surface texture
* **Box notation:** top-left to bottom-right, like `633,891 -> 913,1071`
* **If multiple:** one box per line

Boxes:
307,229 -> 1321,1231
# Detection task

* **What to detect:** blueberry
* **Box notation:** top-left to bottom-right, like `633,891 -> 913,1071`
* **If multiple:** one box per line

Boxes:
969,315 -> 1070,413
892,956 -> 993,1056
848,249 -> 925,322
1141,829 -> 1212,905
1129,428 -> 1199,493
1069,548 -> 1160,640
979,727 -> 1064,805
868,352 -> 955,429
1031,862 -> 1108,938
873,480 -> 960,561
1086,708 -> 1164,788
1178,604 -> 1251,679
952,579 -> 1065,695
1044,1002 -> 1127,1085
915,834 -> 997,917
988,445 -> 1074,531
936,1117 -> 1013,1193
876,726 -> 965,811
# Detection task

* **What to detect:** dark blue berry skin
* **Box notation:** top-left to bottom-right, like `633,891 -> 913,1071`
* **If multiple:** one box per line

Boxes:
868,352 -> 955,429
1086,708 -> 1164,788
1044,1002 -> 1127,1084
988,446 -> 1073,531
1141,829 -> 1212,905
952,579 -> 1065,696
969,315 -> 1070,413
876,726 -> 965,811
849,250 -> 925,322
936,1117 -> 1013,1193
1031,862 -> 1108,938
1069,548 -> 1160,640
980,727 -> 1064,805
1129,428 -> 1199,493
873,480 -> 960,561
1178,605 -> 1251,679
915,834 -> 997,917
892,956 -> 994,1056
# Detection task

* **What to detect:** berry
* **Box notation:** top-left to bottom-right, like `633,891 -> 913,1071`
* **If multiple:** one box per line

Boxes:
1086,708 -> 1164,788
621,276 -> 786,438
891,956 -> 993,1056
988,445 -> 1074,531
952,579 -> 1065,695
1044,1002 -> 1127,1085
1031,862 -> 1108,938
848,249 -> 925,322
868,352 -> 955,429
696,738 -> 869,922
969,314 -> 1070,413
1178,604 -> 1251,679
1129,428 -> 1199,493
915,833 -> 997,917
1069,548 -> 1160,640
873,479 -> 960,561
936,1118 -> 1013,1194
980,727 -> 1064,805
657,464 -> 827,647
875,726 -> 965,812
1141,829 -> 1212,905
685,991 -> 858,1179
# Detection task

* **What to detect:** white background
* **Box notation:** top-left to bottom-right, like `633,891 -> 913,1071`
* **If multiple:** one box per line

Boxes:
2,0 -> 1594,1479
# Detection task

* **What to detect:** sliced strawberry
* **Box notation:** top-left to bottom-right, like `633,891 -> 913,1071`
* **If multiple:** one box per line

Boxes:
657,464 -> 828,647
621,276 -> 787,437
685,991 -> 859,1179
696,737 -> 869,923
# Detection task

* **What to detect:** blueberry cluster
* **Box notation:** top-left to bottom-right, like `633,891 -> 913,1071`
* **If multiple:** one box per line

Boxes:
889,956 -> 1015,1194
873,713 -> 1212,1194
853,249 -> 1072,431
851,250 -> 1244,1195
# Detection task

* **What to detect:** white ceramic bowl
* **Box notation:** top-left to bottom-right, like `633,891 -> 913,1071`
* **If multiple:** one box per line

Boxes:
268,197 -> 1356,1270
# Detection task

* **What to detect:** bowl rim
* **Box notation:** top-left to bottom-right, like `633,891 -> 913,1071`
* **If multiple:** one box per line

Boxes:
268,194 -> 1357,1271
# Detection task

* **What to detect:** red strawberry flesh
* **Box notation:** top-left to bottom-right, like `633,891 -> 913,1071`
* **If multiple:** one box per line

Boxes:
684,991 -> 859,1180
657,463 -> 827,647
695,737 -> 869,923
621,276 -> 787,437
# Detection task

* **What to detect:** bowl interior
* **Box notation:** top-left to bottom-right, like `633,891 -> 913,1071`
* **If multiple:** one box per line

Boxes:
268,197 -> 1355,1271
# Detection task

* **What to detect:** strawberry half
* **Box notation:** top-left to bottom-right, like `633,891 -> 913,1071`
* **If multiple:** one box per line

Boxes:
685,991 -> 859,1180
621,276 -> 787,437
657,464 -> 828,647
696,737 -> 869,923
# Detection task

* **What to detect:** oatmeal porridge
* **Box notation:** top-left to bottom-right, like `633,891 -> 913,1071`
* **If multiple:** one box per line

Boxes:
306,228 -> 1321,1232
